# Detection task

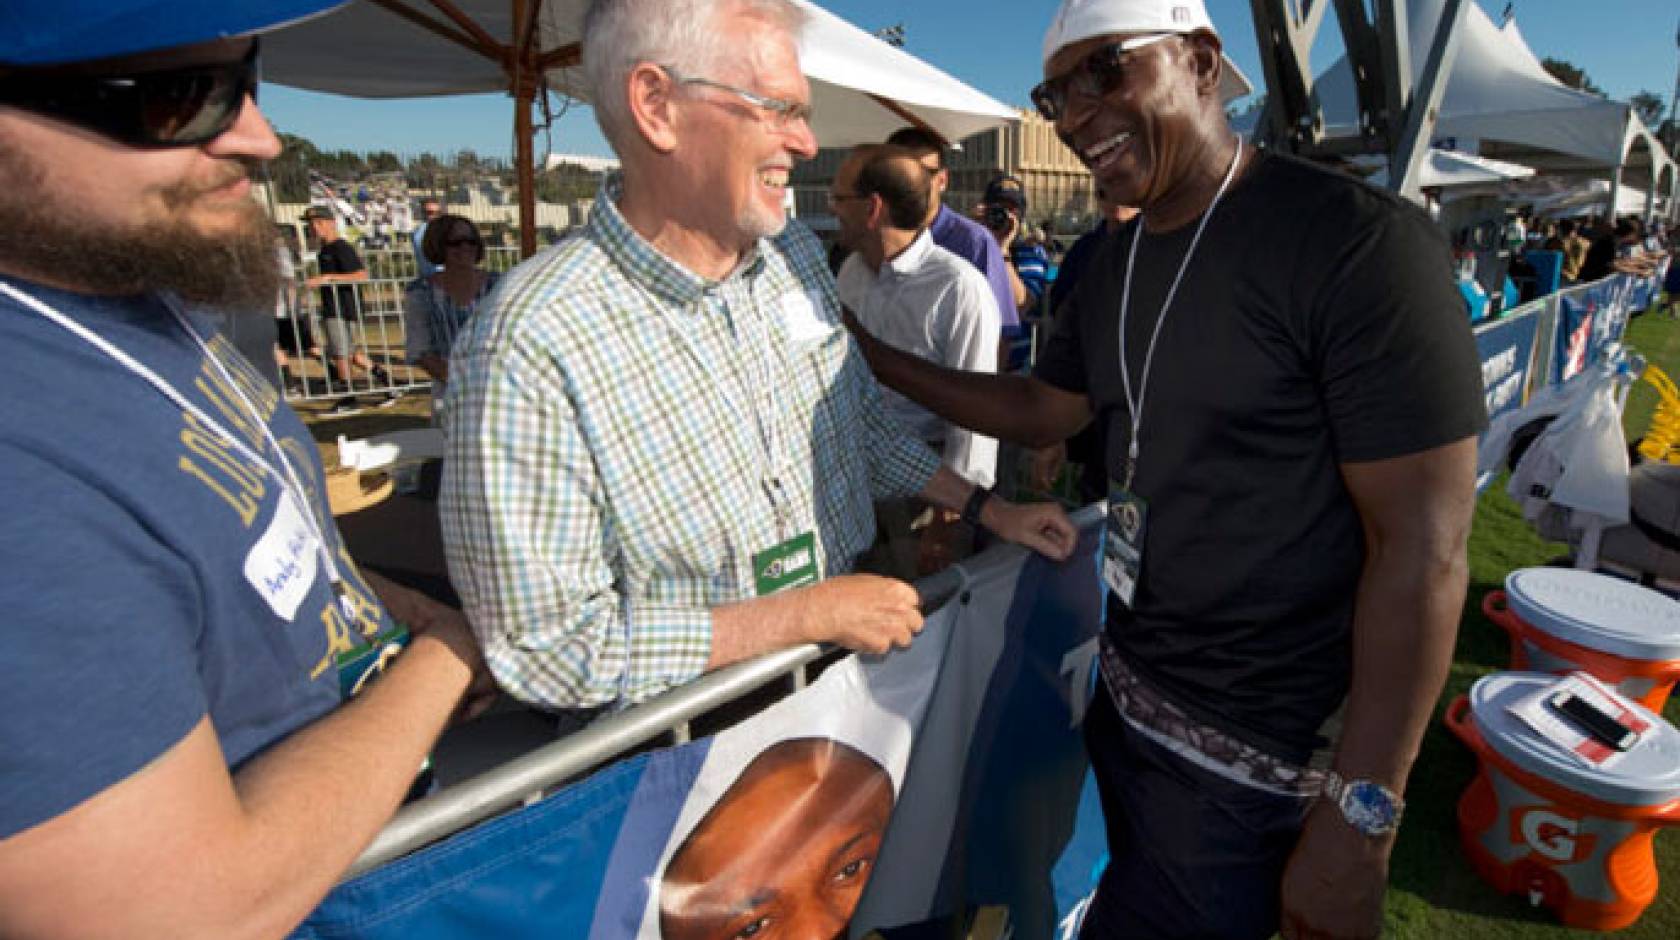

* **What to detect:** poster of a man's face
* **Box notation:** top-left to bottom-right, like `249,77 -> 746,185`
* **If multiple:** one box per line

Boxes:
657,738 -> 894,940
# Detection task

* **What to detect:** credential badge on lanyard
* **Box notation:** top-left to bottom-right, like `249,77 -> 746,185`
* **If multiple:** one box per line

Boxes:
1104,138 -> 1244,609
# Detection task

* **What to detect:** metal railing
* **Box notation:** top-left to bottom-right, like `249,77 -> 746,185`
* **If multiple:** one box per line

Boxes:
278,278 -> 429,404
345,570 -> 962,878
344,503 -> 1105,880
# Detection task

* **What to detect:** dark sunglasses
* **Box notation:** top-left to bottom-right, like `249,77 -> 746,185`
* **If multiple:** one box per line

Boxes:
1030,33 -> 1174,122
0,40 -> 260,149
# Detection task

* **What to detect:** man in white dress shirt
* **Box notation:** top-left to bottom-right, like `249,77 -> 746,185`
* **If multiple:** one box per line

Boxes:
833,145 -> 1001,576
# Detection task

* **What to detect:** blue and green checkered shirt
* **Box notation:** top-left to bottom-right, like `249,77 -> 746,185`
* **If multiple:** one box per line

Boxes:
440,176 -> 940,710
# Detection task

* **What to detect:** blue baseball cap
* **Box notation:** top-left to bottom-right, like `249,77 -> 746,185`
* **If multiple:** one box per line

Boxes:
0,0 -> 349,67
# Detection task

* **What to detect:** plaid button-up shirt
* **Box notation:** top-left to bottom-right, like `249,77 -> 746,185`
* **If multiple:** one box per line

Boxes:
440,177 -> 940,710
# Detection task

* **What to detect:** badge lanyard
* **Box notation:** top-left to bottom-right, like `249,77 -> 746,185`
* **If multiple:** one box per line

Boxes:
642,279 -> 800,540
1116,138 -> 1245,491
0,281 -> 358,620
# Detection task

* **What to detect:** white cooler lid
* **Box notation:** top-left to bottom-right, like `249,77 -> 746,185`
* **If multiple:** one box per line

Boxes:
1469,672 -> 1680,806
1504,568 -> 1680,661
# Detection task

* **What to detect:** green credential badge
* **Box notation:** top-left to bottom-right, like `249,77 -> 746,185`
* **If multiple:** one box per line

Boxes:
752,530 -> 819,596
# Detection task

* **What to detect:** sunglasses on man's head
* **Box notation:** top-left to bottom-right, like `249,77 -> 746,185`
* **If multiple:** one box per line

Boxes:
1029,32 -> 1176,122
0,40 -> 260,149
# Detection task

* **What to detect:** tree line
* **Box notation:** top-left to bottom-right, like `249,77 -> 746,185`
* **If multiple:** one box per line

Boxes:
267,132 -> 601,205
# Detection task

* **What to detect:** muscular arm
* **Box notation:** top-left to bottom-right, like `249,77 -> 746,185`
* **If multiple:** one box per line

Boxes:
1281,436 -> 1478,939
1336,437 -> 1475,793
0,627 -> 478,940
846,308 -> 1091,448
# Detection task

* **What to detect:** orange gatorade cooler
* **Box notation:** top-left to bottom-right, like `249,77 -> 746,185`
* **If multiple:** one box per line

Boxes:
1483,568 -> 1680,710
1446,673 -> 1680,931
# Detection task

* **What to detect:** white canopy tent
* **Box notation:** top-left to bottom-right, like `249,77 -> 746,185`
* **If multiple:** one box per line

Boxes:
1239,0 -> 1676,220
1364,147 -> 1534,190
264,0 -> 1020,254
1310,0 -> 1629,169
1528,179 -> 1652,220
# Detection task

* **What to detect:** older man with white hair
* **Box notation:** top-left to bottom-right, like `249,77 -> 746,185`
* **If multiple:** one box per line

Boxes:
440,0 -> 1075,716
847,1 -> 1486,937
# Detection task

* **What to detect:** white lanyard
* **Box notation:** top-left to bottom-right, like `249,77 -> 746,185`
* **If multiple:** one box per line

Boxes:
640,276 -> 798,538
0,281 -> 356,618
1116,139 -> 1245,491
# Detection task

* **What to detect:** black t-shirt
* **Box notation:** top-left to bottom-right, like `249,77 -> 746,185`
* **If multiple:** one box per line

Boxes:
1579,234 -> 1615,283
1034,151 -> 1486,760
315,238 -> 364,320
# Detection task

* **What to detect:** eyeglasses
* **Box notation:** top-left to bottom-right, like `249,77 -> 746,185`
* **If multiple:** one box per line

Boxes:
664,66 -> 813,132
1029,33 -> 1175,122
0,41 -> 260,149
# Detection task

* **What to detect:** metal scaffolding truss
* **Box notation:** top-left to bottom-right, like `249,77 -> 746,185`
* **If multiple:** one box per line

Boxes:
1246,0 -> 1470,202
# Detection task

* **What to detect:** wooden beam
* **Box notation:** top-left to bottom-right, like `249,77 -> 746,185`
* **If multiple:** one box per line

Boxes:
515,84 -> 537,258
538,42 -> 581,71
866,94 -> 945,147
369,0 -> 499,60
421,0 -> 506,57
516,0 -> 544,65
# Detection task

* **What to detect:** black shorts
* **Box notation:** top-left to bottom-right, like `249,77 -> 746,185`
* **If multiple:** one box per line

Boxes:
276,315 -> 315,355
1079,690 -> 1312,940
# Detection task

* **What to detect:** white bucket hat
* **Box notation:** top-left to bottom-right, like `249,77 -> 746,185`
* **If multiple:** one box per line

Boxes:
1042,0 -> 1255,103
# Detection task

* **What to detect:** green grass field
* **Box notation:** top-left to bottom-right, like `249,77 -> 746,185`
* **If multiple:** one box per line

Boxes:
1382,308 -> 1680,939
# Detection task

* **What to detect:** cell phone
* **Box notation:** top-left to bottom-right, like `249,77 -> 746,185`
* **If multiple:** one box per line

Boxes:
984,205 -> 1012,230
1546,690 -> 1638,751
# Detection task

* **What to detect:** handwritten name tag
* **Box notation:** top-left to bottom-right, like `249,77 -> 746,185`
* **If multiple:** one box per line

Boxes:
244,492 -> 321,622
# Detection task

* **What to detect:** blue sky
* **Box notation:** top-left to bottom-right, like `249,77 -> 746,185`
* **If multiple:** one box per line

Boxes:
260,0 -> 1680,161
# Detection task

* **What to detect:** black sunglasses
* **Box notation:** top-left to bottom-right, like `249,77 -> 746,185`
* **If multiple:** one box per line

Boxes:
0,40 -> 260,149
1030,33 -> 1175,122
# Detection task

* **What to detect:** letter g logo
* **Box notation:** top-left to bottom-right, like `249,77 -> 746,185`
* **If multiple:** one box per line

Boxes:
1518,808 -> 1580,862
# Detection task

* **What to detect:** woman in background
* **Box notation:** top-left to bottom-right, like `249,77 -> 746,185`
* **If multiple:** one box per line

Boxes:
404,214 -> 499,416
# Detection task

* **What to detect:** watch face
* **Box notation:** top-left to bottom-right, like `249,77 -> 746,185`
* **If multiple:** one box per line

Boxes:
1345,781 -> 1399,834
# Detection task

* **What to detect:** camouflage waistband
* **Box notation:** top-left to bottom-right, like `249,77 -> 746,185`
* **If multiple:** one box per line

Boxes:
1096,636 -> 1328,798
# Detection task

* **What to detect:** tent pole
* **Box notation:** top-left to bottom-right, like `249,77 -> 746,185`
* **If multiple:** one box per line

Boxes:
1388,0 -> 1469,204
1607,166 -> 1622,226
511,0 -> 538,259
516,84 -> 537,258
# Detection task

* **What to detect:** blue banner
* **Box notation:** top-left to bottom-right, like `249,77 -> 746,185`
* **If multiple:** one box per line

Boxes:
1473,309 -> 1542,426
294,520 -> 1108,940
1556,292 -> 1594,383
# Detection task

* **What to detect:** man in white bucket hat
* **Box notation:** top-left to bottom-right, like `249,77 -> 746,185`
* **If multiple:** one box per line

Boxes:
846,1 -> 1486,937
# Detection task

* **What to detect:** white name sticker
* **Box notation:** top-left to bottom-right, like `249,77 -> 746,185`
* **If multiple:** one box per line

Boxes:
244,492 -> 322,622
779,290 -> 833,344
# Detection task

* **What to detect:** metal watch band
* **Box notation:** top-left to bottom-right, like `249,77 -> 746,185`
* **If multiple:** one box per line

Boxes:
1322,770 -> 1405,835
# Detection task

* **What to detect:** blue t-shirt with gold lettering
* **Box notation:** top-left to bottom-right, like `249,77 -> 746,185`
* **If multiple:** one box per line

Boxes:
0,278 -> 395,838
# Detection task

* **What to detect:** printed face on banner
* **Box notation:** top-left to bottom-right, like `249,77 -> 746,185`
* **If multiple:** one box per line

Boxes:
657,738 -> 894,940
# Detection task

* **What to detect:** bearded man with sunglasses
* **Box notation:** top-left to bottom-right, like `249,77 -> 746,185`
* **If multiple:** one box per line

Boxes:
440,0 -> 1075,718
846,1 -> 1485,938
0,4 -> 495,937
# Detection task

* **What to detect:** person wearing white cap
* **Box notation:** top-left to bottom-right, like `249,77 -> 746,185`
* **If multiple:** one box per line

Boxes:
0,2 -> 495,935
844,1 -> 1486,937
